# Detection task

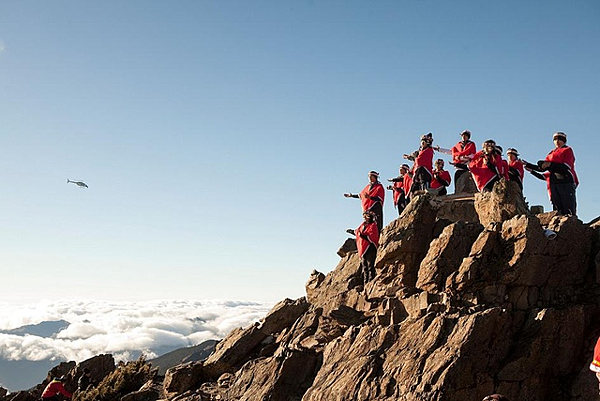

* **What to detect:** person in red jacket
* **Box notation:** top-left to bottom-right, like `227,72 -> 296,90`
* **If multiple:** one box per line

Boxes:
429,159 -> 452,196
524,132 -> 578,215
590,336 -> 600,391
346,210 -> 380,285
344,170 -> 385,231
468,139 -> 503,192
387,164 -> 410,216
403,167 -> 413,206
404,133 -> 434,192
451,130 -> 477,194
42,376 -> 72,400
506,148 -> 524,190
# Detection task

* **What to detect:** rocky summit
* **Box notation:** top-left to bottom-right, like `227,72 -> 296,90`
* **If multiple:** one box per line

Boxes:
3,180 -> 600,401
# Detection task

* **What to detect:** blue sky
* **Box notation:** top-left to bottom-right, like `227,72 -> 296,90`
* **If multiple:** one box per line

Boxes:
1,1 -> 599,303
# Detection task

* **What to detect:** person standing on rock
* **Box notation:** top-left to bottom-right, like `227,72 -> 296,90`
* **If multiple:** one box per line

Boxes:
429,158 -> 452,196
344,170 -> 385,231
42,376 -> 72,400
524,132 -> 578,216
451,129 -> 477,194
506,148 -> 524,190
403,133 -> 435,192
346,210 -> 380,285
387,164 -> 410,216
468,139 -> 503,192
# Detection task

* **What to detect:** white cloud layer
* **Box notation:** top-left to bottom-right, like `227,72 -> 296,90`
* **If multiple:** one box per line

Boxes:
0,299 -> 273,363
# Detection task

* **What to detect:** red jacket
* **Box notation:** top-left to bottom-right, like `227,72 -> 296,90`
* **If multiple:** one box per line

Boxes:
545,145 -> 578,186
508,159 -> 524,185
403,174 -> 413,198
451,140 -> 476,166
42,380 -> 72,399
430,169 -> 451,190
414,147 -> 434,176
359,182 -> 385,212
355,221 -> 379,258
469,151 -> 502,192
591,336 -> 600,373
391,180 -> 404,205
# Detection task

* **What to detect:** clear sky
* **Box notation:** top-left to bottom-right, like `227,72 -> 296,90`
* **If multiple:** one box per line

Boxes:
1,1 -> 599,303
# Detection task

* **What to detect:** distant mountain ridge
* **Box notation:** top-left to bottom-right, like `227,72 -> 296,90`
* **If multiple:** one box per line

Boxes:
0,320 -> 70,338
149,340 -> 217,375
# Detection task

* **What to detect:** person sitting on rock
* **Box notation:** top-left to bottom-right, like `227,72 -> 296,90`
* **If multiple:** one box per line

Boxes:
387,164 -> 410,216
403,133 -> 434,192
429,158 -> 451,196
506,148 -> 524,190
468,139 -> 503,192
346,210 -> 380,285
42,376 -> 72,400
451,129 -> 477,194
344,170 -> 385,231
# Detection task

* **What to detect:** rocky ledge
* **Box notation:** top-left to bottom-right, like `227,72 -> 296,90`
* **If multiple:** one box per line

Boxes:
3,181 -> 600,401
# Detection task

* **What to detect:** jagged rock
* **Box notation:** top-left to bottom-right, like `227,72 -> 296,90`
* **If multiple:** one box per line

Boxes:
474,180 -> 530,226
224,348 -> 318,401
337,237 -> 357,257
12,185 -> 600,401
202,298 -> 308,379
416,221 -> 483,292
435,194 -> 479,223
163,361 -> 204,398
74,354 -> 115,392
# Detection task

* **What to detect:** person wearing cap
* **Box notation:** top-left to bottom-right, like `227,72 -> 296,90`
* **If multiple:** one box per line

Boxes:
387,164 -> 410,216
429,159 -> 452,196
590,335 -> 600,392
346,210 -> 379,285
344,170 -> 385,231
525,132 -> 578,215
451,130 -> 477,194
506,148 -> 524,190
42,376 -> 72,400
403,133 -> 435,192
468,139 -> 503,192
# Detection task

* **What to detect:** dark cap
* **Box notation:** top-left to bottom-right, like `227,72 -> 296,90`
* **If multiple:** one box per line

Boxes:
460,130 -> 471,138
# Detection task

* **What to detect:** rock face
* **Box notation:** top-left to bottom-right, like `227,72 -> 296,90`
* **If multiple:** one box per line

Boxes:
4,184 -> 600,401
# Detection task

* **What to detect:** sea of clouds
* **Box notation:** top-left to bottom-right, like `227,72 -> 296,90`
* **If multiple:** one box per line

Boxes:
0,299 -> 274,363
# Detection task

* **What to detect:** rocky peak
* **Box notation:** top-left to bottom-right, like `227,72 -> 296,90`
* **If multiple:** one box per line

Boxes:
3,181 -> 599,400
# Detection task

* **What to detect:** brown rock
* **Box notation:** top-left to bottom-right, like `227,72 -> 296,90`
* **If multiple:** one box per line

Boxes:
474,180 -> 530,227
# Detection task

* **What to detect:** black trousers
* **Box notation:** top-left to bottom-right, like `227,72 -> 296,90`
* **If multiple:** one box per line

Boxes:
369,203 -> 383,232
550,182 -> 577,215
361,244 -> 377,284
413,166 -> 431,191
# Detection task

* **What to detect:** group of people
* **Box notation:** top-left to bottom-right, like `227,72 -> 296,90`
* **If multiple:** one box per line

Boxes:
342,130 -> 579,286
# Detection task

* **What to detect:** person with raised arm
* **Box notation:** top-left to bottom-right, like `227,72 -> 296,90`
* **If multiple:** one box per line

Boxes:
523,132 -> 578,215
344,170 -> 385,231
387,164 -> 410,216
